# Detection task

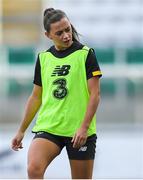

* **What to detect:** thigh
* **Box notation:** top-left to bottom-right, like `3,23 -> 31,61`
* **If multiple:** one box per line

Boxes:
66,134 -> 97,179
66,134 -> 97,160
69,159 -> 94,179
28,138 -> 62,172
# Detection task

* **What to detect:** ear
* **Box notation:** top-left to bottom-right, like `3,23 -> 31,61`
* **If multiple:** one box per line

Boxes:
45,31 -> 52,40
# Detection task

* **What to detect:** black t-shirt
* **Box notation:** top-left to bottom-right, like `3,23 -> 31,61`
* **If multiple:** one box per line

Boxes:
33,41 -> 101,86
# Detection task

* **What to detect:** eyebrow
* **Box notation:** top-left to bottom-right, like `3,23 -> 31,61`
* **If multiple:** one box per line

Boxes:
55,26 -> 70,35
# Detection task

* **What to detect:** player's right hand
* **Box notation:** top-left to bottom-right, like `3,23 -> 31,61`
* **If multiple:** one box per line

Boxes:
11,131 -> 24,151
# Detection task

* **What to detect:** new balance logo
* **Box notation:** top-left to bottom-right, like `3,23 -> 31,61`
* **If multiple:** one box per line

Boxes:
78,146 -> 87,152
51,65 -> 71,76
36,132 -> 44,135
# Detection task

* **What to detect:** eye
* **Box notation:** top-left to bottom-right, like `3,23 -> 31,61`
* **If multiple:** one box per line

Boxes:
55,31 -> 63,36
65,27 -> 70,32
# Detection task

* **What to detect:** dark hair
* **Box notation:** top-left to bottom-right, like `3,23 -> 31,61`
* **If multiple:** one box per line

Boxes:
43,8 -> 79,41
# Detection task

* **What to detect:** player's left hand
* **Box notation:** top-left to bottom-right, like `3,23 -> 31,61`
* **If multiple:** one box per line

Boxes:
71,128 -> 87,148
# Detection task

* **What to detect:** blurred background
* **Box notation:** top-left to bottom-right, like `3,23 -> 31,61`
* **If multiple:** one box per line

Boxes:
0,0 -> 143,179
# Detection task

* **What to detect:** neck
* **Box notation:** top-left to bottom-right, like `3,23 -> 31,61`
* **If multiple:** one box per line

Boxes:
55,46 -> 67,51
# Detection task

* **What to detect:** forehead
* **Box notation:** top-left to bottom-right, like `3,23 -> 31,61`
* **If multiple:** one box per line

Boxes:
50,17 -> 71,32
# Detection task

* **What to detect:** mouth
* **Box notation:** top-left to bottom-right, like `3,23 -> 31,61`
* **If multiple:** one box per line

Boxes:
63,39 -> 70,43
63,40 -> 72,46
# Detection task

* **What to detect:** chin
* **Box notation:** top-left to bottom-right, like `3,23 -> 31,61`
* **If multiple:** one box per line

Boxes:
65,41 -> 72,47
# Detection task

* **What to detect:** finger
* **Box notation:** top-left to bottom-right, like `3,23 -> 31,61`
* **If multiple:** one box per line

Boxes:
13,145 -> 22,151
79,139 -> 86,147
11,140 -> 23,151
12,146 -> 19,151
11,140 -> 18,149
72,137 -> 77,148
12,139 -> 17,146
75,137 -> 87,148
19,143 -> 23,149
76,139 -> 84,148
71,134 -> 76,143
73,136 -> 80,148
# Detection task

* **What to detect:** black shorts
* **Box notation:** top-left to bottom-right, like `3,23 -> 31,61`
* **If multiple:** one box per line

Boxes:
33,131 -> 97,160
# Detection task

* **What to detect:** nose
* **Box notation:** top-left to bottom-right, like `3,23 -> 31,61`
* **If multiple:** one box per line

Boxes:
63,32 -> 69,40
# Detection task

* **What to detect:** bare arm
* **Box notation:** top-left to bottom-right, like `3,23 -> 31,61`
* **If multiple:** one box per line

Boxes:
72,76 -> 100,148
11,84 -> 42,151
81,76 -> 100,130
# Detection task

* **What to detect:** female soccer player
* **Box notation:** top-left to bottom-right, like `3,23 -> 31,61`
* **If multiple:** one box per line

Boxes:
11,8 -> 102,179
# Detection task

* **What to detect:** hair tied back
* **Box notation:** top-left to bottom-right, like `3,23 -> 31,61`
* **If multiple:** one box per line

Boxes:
44,8 -> 55,16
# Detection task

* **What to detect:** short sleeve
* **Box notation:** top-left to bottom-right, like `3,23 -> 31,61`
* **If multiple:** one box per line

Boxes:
33,54 -> 42,86
85,48 -> 102,80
